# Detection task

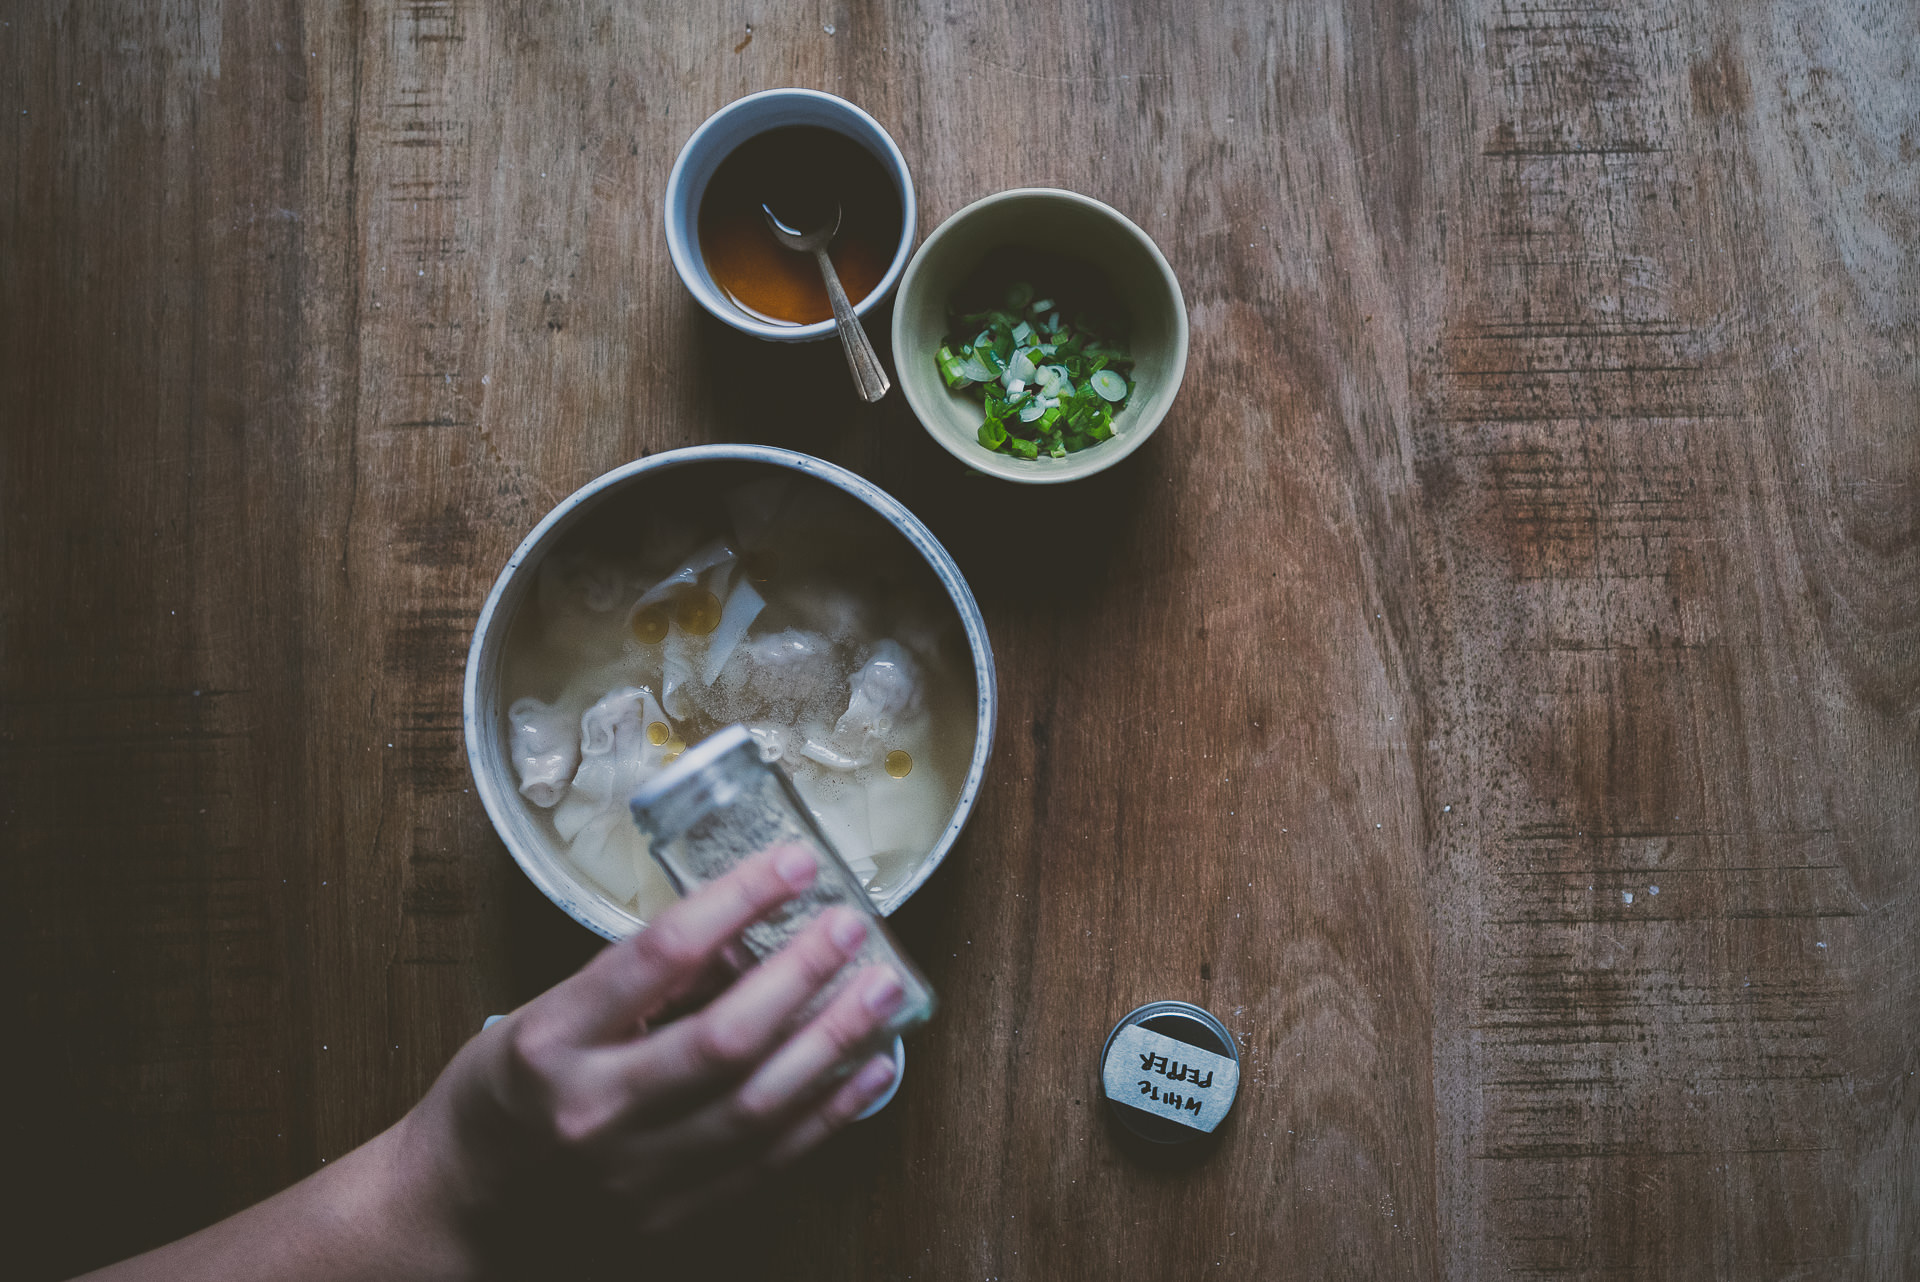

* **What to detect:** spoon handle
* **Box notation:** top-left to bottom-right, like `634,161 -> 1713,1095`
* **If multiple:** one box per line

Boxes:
815,247 -> 890,403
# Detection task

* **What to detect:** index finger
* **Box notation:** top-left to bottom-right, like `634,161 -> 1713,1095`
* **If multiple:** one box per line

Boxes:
553,843 -> 819,1044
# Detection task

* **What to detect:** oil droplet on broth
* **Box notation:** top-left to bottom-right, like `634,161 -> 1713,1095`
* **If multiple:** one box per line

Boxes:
675,589 -> 722,635
631,605 -> 669,644
884,750 -> 913,778
646,721 -> 671,747
663,737 -> 687,756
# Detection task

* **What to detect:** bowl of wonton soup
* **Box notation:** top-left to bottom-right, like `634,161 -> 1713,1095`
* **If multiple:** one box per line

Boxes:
463,445 -> 998,941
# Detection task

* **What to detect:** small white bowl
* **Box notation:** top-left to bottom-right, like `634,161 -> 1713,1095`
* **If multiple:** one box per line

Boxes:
663,89 -> 916,343
891,189 -> 1188,483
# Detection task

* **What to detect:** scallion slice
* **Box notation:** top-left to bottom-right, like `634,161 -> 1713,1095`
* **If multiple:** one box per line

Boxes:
938,276 -> 1135,461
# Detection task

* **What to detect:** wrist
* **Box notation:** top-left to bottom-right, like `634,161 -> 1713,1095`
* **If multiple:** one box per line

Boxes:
367,1102 -> 493,1281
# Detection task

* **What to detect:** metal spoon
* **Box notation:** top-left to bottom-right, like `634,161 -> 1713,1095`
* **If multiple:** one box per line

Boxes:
762,201 -> 890,403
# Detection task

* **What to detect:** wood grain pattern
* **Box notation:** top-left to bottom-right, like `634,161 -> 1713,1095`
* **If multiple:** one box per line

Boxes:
3,2 -> 1913,1278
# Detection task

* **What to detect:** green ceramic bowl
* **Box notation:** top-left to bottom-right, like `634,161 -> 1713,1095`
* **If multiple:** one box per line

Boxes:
891,188 -> 1189,484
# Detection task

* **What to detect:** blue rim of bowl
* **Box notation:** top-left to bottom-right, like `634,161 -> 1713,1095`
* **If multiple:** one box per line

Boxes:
891,187 -> 1188,484
462,445 -> 998,940
854,1036 -> 906,1120
663,89 -> 918,344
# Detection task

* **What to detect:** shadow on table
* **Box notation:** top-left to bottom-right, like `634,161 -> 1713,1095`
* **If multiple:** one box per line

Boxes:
691,300 -> 901,463
457,1119 -> 897,1281
1102,1104 -> 1229,1175
692,302 -> 1156,616
502,865 -> 605,1006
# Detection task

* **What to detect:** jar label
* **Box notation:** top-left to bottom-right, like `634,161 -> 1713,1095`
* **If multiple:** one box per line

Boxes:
1101,1024 -> 1240,1134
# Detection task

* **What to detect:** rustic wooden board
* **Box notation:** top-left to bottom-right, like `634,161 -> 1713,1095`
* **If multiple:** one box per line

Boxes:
3,2 -> 1914,1278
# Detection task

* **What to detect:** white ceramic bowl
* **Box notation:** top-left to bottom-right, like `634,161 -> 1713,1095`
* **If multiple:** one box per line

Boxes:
891,188 -> 1189,483
664,89 -> 917,343
463,446 -> 997,941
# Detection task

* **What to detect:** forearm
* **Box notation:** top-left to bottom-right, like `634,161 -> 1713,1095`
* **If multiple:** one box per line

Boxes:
74,1114 -> 478,1282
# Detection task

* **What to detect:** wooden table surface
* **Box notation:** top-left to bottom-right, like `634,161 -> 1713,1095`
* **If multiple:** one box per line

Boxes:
6,3 -> 1916,1278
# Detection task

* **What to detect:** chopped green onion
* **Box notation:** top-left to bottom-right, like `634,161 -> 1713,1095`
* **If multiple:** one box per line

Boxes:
937,345 -> 973,389
937,274 -> 1134,462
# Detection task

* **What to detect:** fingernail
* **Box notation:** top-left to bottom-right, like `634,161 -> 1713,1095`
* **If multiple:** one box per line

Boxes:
852,1053 -> 896,1095
774,846 -> 817,889
829,910 -> 867,952
862,970 -> 905,1017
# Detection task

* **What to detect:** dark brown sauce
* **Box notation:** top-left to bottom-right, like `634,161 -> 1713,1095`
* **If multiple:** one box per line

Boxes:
698,126 -> 902,326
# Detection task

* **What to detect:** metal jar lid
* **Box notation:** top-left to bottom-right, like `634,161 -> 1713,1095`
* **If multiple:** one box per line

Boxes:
1100,1001 -> 1241,1143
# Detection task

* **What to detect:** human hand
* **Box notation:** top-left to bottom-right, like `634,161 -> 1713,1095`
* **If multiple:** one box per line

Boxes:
399,843 -> 905,1255
71,844 -> 903,1282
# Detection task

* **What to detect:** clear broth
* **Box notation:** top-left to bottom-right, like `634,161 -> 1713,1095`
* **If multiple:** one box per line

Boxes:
500,464 -> 974,922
